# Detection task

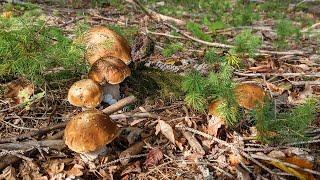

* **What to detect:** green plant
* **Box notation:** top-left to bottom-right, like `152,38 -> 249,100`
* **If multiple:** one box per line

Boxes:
186,22 -> 212,41
204,48 -> 221,63
182,64 -> 239,126
253,99 -> 318,144
162,42 -> 184,57
275,20 -> 301,49
231,2 -> 259,26
0,8 -> 86,84
203,17 -> 226,32
231,30 -> 262,57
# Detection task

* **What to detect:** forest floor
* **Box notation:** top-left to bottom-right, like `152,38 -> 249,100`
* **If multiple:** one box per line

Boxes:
0,0 -> 320,179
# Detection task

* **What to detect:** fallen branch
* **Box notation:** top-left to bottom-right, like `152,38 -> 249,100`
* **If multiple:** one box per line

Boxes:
164,23 -> 305,56
0,140 -> 65,151
127,0 -> 185,25
234,71 -> 320,78
102,95 -> 137,114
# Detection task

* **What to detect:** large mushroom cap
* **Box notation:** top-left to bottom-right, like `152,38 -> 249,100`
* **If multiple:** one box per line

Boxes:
64,110 -> 120,153
234,83 -> 265,110
67,79 -> 103,108
88,56 -> 131,85
83,26 -> 131,65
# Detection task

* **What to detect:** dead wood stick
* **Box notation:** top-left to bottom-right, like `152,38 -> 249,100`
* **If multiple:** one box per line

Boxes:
0,96 -> 137,144
164,23 -> 305,56
0,140 -> 65,150
102,95 -> 137,114
234,71 -> 320,78
251,153 -> 320,176
59,16 -> 84,28
127,0 -> 185,25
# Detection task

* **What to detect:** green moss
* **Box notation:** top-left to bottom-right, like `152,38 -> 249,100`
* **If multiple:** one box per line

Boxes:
275,19 -> 301,49
204,48 -> 221,64
162,42 -> 184,57
106,24 -> 138,44
186,22 -> 212,42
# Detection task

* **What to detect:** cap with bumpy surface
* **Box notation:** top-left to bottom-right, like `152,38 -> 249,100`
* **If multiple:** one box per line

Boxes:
64,110 -> 120,153
67,79 -> 103,108
83,26 -> 131,65
234,83 -> 265,110
88,57 -> 131,85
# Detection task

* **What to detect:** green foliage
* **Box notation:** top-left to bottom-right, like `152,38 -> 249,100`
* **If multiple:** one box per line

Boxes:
224,52 -> 241,68
162,42 -> 184,57
182,64 -> 239,126
204,48 -> 221,64
258,0 -> 287,18
231,30 -> 262,57
0,8 -> 86,84
275,20 -> 301,49
106,24 -> 138,44
253,99 -> 318,144
186,22 -> 212,41
203,17 -> 226,32
231,2 -> 259,26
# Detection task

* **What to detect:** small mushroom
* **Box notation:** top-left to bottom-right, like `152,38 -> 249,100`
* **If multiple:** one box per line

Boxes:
234,83 -> 265,110
82,26 -> 131,65
88,57 -> 131,105
208,99 -> 224,118
67,79 -> 103,109
64,110 -> 120,161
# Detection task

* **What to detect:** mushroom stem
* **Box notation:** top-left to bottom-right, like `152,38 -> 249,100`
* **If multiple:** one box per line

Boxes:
80,146 -> 108,161
102,83 -> 120,105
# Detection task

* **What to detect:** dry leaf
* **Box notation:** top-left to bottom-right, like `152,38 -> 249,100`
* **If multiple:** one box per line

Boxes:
0,166 -> 17,180
228,152 -> 242,166
1,11 -> 12,18
288,84 -> 314,104
43,159 -> 65,177
119,141 -> 145,165
144,148 -> 163,167
121,161 -> 141,176
66,164 -> 84,177
181,131 -> 205,155
207,116 -> 224,137
5,78 -> 34,105
155,120 -> 175,144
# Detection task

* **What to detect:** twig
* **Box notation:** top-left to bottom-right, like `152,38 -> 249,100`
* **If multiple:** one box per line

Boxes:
102,95 -> 137,114
286,139 -> 320,146
251,153 -> 320,176
59,16 -> 84,28
0,140 -> 65,150
97,154 -> 147,169
234,71 -> 320,78
146,28 -> 187,40
127,0 -> 185,25
0,149 -> 32,162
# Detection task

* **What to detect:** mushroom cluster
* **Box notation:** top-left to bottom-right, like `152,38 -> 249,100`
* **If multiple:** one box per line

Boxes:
64,26 -> 132,160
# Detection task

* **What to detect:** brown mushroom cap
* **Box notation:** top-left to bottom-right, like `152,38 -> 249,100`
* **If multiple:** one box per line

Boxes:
83,26 -> 131,65
88,57 -> 131,85
208,100 -> 224,117
234,83 -> 265,110
67,79 -> 103,108
64,110 -> 120,153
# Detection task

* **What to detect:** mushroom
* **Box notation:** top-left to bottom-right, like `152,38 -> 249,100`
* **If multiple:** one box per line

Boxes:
67,79 -> 103,109
64,110 -> 120,161
88,56 -> 131,105
82,26 -> 131,65
234,83 -> 265,110
208,99 -> 224,118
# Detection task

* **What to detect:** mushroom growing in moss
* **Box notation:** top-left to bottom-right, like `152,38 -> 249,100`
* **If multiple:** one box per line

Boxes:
64,110 -> 120,161
89,56 -> 131,105
67,79 -> 103,109
234,83 -> 266,110
82,26 -> 131,65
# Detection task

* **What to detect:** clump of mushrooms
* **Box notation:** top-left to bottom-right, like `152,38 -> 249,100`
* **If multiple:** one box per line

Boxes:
64,110 -> 120,161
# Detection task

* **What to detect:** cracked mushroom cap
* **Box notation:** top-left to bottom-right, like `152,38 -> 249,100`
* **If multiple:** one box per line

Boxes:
88,56 -> 131,85
67,79 -> 103,108
234,83 -> 265,110
83,26 -> 131,65
64,110 -> 120,153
